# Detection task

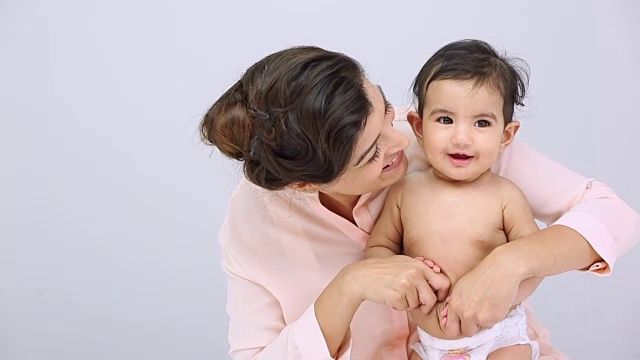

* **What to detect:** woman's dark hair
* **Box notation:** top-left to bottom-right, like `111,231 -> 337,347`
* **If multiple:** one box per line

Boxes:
412,39 -> 529,124
200,46 -> 372,191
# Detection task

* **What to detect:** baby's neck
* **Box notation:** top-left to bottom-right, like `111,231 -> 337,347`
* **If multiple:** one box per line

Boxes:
429,167 -> 493,186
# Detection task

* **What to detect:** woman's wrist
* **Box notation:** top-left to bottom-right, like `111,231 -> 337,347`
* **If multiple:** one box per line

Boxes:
315,263 -> 366,357
495,224 -> 600,279
337,262 -> 368,304
488,242 -> 535,282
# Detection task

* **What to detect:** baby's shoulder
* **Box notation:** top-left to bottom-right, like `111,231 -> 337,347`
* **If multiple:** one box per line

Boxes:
483,173 -> 526,199
485,172 -> 517,187
387,170 -> 433,198
400,170 -> 435,188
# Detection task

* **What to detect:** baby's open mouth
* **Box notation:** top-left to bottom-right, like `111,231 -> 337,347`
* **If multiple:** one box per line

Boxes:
449,153 -> 472,160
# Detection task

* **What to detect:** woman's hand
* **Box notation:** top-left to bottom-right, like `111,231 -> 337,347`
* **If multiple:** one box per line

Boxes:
441,246 -> 523,337
342,255 -> 450,314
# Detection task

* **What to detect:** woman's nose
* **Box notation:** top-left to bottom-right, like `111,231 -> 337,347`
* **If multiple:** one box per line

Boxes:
386,125 -> 410,153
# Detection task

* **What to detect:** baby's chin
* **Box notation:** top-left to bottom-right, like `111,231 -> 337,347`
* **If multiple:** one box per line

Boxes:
432,169 -> 489,183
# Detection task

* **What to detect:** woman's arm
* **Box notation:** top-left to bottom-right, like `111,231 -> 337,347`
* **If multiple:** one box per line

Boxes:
495,139 -> 639,273
225,246 -> 450,359
222,179 -> 451,359
224,248 -> 340,360
318,256 -> 450,356
442,226 -> 592,336
441,139 -> 640,337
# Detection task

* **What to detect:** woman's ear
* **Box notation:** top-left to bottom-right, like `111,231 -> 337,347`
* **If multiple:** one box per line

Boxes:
500,120 -> 521,153
289,182 -> 322,193
407,111 -> 424,146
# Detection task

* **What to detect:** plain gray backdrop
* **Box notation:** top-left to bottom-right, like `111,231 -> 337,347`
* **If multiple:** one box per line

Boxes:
1,0 -> 639,359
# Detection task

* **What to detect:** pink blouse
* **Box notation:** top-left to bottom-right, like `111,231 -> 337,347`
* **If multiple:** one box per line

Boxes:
218,110 -> 640,359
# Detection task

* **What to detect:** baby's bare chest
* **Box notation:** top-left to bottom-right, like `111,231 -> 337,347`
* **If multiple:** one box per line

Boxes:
400,187 -> 507,267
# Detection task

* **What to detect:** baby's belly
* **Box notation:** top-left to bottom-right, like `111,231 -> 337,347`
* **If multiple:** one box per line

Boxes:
404,239 -> 500,339
404,243 -> 491,289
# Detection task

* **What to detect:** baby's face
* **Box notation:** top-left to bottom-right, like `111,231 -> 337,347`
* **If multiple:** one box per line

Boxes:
419,79 -> 515,182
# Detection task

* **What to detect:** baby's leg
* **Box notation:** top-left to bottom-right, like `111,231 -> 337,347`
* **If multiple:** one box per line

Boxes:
487,344 -> 532,359
410,351 -> 423,360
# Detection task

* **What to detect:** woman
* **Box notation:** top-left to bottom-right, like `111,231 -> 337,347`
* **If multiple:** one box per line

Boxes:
200,45 -> 639,359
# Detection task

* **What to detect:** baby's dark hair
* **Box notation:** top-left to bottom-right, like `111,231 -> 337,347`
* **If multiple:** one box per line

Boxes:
199,46 -> 372,191
412,39 -> 529,124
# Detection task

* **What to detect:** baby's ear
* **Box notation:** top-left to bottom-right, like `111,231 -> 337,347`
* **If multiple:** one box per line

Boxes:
500,120 -> 521,153
407,111 -> 424,146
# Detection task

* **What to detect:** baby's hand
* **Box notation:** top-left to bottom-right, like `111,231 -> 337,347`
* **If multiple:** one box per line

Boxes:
423,259 -> 441,274
414,257 -> 441,273
414,257 -> 450,301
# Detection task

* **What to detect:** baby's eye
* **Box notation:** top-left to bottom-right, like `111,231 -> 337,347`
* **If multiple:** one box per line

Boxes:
475,120 -> 491,127
437,116 -> 453,124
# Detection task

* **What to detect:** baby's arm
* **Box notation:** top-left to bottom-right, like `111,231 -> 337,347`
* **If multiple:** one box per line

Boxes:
501,180 -> 544,304
365,184 -> 405,258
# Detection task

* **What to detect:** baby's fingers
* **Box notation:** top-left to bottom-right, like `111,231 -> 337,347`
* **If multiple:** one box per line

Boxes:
423,259 -> 441,273
443,310 -> 461,338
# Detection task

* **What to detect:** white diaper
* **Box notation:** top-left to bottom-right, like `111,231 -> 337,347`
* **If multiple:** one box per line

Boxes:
411,305 -> 539,359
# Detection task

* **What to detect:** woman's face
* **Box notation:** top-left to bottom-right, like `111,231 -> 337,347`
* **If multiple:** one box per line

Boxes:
319,79 -> 410,199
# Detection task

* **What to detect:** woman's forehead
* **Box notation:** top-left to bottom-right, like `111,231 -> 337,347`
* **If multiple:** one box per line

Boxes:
351,81 -> 385,167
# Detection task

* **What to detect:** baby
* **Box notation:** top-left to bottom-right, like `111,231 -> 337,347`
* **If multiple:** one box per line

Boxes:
366,39 -> 541,359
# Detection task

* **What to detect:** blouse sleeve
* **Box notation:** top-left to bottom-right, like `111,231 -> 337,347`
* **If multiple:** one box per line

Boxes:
493,139 -> 640,275
223,246 -> 347,359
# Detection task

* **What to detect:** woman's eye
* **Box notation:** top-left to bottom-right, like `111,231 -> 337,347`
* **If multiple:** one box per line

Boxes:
367,145 -> 381,164
437,116 -> 453,124
475,120 -> 491,127
384,101 -> 393,114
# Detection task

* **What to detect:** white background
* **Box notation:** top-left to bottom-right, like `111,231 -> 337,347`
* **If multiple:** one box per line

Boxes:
1,1 -> 639,359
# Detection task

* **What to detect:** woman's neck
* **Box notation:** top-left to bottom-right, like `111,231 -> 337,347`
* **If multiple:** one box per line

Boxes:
318,192 -> 360,224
